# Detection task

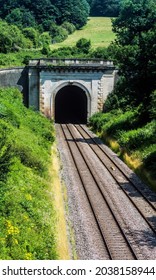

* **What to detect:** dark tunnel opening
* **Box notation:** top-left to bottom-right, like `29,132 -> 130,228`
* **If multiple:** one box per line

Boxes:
55,85 -> 88,124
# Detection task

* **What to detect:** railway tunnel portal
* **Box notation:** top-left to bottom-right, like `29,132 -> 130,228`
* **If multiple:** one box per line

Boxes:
55,84 -> 88,124
28,59 -> 117,123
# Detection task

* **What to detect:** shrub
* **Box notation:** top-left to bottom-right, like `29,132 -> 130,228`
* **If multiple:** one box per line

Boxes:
105,109 -> 141,137
89,47 -> 110,59
23,27 -> 39,48
39,32 -> 51,47
0,21 -> 32,53
76,38 -> 91,54
118,120 -> 156,150
41,44 -> 50,56
50,23 -> 68,43
89,111 -> 113,131
23,55 -> 31,65
61,21 -> 76,34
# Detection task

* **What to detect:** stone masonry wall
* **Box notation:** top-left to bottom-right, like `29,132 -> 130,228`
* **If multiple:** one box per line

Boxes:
0,67 -> 28,106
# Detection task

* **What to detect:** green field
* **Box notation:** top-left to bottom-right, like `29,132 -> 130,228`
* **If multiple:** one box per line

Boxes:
51,17 -> 115,49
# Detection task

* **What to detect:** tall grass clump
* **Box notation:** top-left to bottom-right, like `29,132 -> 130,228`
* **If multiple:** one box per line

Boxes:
0,87 -> 58,259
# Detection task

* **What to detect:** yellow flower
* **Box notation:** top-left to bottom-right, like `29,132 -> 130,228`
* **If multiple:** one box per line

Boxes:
23,215 -> 29,221
25,194 -> 32,201
25,253 -> 33,260
6,220 -> 20,235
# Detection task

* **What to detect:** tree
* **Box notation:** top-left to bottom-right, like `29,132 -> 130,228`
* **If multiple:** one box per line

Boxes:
5,8 -> 36,28
55,0 -> 90,28
90,0 -> 121,17
0,0 -> 90,30
0,20 -> 32,53
109,0 -> 156,111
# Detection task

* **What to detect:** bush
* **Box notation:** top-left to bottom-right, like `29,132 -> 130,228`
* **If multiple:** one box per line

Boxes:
23,27 -> 39,48
89,47 -> 110,59
61,21 -> 76,34
50,23 -> 68,43
41,44 -> 50,56
104,109 -> 141,137
118,120 -> 156,150
22,55 -> 31,65
0,21 -> 32,53
89,111 -> 113,131
39,32 -> 51,47
76,38 -> 91,54
89,109 -> 156,189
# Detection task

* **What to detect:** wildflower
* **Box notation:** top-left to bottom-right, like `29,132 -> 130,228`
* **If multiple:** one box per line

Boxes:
25,252 -> 33,260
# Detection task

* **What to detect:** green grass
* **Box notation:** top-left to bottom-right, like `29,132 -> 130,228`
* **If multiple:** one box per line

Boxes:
51,17 -> 115,50
0,50 -> 45,68
0,88 -> 58,259
0,17 -> 115,68
89,110 -> 156,191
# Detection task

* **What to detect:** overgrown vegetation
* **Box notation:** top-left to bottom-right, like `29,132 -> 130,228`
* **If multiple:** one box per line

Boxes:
89,0 -> 156,190
0,87 -> 58,259
89,109 -> 156,189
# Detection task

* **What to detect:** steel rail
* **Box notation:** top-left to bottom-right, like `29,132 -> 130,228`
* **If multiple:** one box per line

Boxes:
63,124 -> 138,259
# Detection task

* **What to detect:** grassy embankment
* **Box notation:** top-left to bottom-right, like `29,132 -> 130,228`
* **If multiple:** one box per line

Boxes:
51,17 -> 115,50
0,17 -> 114,259
89,111 -> 156,191
0,87 -> 70,259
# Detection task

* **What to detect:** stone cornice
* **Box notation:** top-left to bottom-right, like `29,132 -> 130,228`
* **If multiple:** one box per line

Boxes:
29,65 -> 116,73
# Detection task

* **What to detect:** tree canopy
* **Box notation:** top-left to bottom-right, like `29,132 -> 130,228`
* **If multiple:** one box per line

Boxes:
90,0 -> 122,16
108,0 -> 156,113
0,0 -> 90,30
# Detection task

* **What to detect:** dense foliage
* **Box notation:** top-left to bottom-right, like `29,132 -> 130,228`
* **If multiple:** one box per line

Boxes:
89,0 -> 156,189
108,0 -> 156,113
0,88 -> 57,259
0,0 -> 90,30
0,1 -> 120,55
89,109 -> 156,189
90,0 -> 122,16
0,20 -> 32,53
0,20 -> 78,55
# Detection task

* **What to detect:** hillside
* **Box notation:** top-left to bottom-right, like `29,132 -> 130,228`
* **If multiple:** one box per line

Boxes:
51,17 -> 115,49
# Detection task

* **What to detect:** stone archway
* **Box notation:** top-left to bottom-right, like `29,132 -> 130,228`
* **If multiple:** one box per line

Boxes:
55,85 -> 88,124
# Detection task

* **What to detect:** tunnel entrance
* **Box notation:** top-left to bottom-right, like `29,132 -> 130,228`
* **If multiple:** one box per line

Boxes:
55,85 -> 87,124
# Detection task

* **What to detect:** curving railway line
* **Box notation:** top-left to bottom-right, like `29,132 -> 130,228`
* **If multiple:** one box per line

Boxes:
56,124 -> 156,260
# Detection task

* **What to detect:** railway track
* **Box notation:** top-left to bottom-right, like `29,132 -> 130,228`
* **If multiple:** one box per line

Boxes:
56,124 -> 156,260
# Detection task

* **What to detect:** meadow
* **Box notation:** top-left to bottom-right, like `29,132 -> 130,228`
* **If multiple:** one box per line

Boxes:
51,17 -> 115,49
